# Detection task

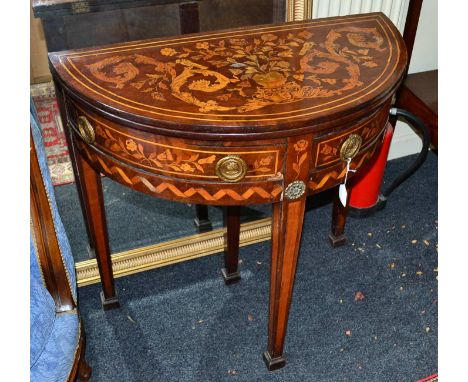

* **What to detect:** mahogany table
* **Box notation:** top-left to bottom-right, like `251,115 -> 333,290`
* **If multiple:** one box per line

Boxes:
49,12 -> 406,370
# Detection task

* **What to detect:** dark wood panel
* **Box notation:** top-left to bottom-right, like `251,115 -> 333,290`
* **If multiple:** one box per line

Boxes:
396,70 -> 438,149
403,70 -> 437,114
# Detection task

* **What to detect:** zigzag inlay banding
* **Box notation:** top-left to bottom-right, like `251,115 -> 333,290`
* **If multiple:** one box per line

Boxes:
309,145 -> 378,190
82,146 -> 283,202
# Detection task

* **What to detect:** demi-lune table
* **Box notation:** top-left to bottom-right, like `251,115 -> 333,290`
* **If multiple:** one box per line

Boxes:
49,12 -> 406,370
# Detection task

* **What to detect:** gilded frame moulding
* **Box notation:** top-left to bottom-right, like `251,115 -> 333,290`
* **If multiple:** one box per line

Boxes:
76,218 -> 272,286
286,0 -> 313,22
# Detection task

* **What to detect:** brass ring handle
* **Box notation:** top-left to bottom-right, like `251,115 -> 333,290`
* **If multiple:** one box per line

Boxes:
215,155 -> 247,182
340,134 -> 362,161
77,116 -> 95,144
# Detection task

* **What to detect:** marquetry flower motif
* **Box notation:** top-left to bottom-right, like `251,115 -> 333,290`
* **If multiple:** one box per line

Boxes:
195,42 -> 210,50
100,127 -> 220,175
125,139 -> 137,151
294,140 -> 308,152
292,140 -> 309,179
320,144 -> 337,156
160,48 -> 177,56
229,38 -> 247,46
298,30 -> 313,40
251,155 -> 274,173
252,71 -> 287,89
318,143 -> 338,162
180,163 -> 195,172
261,33 -> 278,42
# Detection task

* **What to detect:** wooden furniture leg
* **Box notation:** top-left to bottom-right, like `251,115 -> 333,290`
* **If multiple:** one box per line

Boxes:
328,186 -> 350,248
72,327 -> 92,382
54,84 -> 96,259
221,206 -> 241,284
74,147 -> 120,310
263,198 -> 307,370
194,204 -> 213,232
77,358 -> 92,382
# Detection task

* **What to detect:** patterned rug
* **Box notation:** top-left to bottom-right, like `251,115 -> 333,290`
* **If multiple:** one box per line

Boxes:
31,82 -> 75,186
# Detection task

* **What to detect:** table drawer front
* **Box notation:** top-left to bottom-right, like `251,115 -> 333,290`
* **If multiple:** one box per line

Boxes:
308,130 -> 385,193
67,102 -> 285,183
313,104 -> 389,169
72,135 -> 284,205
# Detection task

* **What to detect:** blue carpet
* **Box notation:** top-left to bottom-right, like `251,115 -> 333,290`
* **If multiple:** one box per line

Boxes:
76,152 -> 437,381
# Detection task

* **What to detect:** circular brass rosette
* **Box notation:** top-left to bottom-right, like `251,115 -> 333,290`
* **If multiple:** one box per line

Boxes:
340,134 -> 362,161
77,116 -> 95,144
284,180 -> 306,200
215,155 -> 247,182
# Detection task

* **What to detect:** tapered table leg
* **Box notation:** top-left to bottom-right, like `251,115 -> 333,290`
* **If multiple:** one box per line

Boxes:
221,206 -> 241,284
328,185 -> 350,248
68,144 -> 98,260
54,84 -> 96,259
193,204 -> 213,233
74,148 -> 119,310
263,198 -> 307,370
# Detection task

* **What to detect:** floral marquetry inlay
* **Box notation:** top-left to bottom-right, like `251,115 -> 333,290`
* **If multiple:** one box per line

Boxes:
79,112 -> 281,179
51,14 -> 403,125
85,27 -> 383,113
292,139 -> 308,179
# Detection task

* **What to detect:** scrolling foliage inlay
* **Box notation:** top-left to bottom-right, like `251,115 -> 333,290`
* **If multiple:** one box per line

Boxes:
89,120 -> 278,178
79,24 -> 387,115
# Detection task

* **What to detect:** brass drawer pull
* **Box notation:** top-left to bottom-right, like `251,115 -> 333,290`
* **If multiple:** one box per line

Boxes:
77,116 -> 95,144
215,155 -> 247,182
340,134 -> 362,161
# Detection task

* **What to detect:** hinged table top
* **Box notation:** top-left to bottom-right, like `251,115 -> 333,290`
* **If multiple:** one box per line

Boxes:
49,12 -> 406,133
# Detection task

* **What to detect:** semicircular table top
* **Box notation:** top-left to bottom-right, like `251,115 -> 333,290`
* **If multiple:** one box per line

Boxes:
49,12 -> 406,132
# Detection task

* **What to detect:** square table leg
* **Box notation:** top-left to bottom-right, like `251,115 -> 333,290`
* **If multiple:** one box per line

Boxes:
329,185 -> 350,248
193,204 -> 213,233
74,146 -> 120,310
54,84 -> 97,260
221,206 -> 241,284
263,197 -> 307,370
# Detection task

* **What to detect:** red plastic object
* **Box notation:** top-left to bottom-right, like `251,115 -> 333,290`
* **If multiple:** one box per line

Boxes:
349,122 -> 394,209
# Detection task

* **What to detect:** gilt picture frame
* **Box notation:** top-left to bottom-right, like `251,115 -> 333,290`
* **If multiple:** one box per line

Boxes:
286,0 -> 313,21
